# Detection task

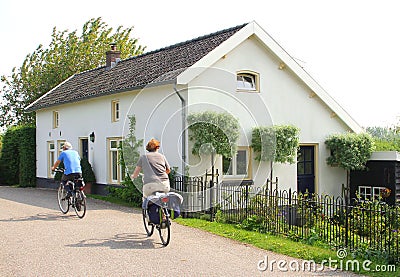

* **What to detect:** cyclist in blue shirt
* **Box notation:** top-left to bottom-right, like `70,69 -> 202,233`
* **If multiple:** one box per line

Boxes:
51,141 -> 82,197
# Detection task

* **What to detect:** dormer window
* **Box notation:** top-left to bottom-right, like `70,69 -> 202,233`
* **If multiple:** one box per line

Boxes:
236,71 -> 259,92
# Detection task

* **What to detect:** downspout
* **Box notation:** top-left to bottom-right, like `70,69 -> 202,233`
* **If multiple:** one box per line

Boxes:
174,82 -> 186,176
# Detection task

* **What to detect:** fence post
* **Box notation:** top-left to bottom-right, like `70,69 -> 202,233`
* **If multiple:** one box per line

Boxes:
344,198 -> 349,247
288,188 -> 292,230
245,182 -> 249,219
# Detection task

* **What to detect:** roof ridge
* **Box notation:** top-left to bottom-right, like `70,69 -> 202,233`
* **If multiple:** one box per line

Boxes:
122,23 -> 249,62
74,23 -> 248,75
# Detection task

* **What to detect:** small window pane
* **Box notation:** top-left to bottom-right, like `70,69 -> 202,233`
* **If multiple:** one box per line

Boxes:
111,140 -> 117,149
297,163 -> 304,175
223,157 -> 232,175
236,150 -> 247,175
305,162 -> 312,174
112,151 -> 118,180
304,149 -> 312,161
237,73 -> 257,91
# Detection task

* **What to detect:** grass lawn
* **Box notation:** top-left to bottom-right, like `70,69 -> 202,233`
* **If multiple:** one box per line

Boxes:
174,218 -> 399,277
88,194 -> 398,276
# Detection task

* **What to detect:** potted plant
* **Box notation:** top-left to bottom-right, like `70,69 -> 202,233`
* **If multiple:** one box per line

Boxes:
80,157 -> 96,194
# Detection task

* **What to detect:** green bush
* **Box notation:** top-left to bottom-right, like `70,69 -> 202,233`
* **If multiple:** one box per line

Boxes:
0,125 -> 36,186
81,157 -> 96,183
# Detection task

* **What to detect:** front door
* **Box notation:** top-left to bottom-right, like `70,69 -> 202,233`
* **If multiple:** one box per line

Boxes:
80,138 -> 89,160
297,146 -> 315,194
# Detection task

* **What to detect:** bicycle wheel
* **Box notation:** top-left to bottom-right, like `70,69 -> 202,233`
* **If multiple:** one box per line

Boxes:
158,208 -> 170,246
57,184 -> 69,214
142,208 -> 154,236
74,191 -> 86,218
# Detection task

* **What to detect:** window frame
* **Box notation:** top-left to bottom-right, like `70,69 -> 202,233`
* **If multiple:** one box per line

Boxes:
222,147 -> 251,179
57,140 -> 66,156
358,185 -> 387,202
53,111 -> 59,128
108,137 -> 123,184
47,141 -> 56,177
111,100 -> 120,122
236,71 -> 260,92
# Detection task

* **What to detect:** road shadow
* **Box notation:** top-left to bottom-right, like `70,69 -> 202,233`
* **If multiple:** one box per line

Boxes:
0,212 -> 79,222
66,232 -> 164,249
0,186 -> 139,214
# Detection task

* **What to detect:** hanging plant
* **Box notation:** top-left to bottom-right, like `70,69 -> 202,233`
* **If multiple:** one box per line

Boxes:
187,111 -> 240,158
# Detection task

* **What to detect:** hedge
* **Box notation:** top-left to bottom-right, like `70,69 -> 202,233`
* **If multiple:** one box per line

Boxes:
0,125 -> 36,187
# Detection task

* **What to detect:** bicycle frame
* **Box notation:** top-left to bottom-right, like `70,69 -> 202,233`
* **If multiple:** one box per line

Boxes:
55,168 -> 87,218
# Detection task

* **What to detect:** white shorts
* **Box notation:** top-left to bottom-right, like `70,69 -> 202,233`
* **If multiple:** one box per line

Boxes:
143,180 -> 170,197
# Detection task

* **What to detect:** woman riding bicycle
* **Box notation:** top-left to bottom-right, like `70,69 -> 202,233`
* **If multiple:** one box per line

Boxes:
131,138 -> 171,197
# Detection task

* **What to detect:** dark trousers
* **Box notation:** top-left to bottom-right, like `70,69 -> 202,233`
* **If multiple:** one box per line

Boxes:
62,173 -> 82,193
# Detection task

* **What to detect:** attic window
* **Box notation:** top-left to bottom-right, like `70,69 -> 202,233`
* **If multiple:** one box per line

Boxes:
236,71 -> 259,92
53,111 -> 59,128
112,100 -> 120,122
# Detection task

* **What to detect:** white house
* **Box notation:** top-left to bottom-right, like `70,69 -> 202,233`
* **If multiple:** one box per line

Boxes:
26,21 -> 363,197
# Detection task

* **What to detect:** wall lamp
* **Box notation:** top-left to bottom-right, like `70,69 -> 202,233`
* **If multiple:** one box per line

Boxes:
89,132 -> 95,143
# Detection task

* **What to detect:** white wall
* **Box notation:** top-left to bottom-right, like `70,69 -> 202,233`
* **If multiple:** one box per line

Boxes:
36,36 -> 351,196
36,84 -> 185,184
185,37 -> 348,196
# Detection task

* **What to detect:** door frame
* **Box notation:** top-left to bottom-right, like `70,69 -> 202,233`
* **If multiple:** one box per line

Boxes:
297,144 -> 319,194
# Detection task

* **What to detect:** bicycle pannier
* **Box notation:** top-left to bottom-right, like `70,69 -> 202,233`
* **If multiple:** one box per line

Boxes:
148,204 -> 161,224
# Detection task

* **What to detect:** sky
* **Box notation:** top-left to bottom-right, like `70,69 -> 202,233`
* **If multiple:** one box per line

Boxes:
0,0 -> 399,128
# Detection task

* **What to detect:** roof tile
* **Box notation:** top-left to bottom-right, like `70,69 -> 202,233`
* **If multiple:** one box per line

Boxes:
27,23 -> 247,111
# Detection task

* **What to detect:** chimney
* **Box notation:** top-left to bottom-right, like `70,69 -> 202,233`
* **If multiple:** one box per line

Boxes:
106,43 -> 121,69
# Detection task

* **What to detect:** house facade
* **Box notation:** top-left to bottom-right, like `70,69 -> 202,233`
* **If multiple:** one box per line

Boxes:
26,21 -> 363,197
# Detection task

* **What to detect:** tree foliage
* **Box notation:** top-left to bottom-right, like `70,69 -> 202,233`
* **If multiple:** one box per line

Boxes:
325,133 -> 374,171
0,17 -> 145,128
108,115 -> 143,205
187,111 -> 240,158
251,125 -> 300,164
366,126 -> 400,152
0,125 -> 36,186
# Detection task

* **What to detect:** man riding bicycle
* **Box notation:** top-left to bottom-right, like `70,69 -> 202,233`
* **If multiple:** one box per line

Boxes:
51,141 -> 82,198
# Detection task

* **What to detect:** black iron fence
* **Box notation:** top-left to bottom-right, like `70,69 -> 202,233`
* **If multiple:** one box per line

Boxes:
171,177 -> 400,264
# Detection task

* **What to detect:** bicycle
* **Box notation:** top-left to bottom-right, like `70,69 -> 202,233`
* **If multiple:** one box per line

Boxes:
55,168 -> 87,218
142,191 -> 183,246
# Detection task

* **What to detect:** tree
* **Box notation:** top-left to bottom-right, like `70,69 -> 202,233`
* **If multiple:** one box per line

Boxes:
251,125 -> 300,181
107,115 -> 143,205
366,126 -> 400,151
325,133 -> 374,201
0,17 -> 145,128
187,111 -> 240,158
251,125 -> 299,163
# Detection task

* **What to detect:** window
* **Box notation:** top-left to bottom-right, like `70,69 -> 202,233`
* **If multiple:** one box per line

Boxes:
53,111 -> 59,128
112,100 -> 120,122
47,141 -> 55,177
57,140 -> 66,156
358,186 -> 388,202
108,138 -> 124,183
236,71 -> 259,92
222,148 -> 250,178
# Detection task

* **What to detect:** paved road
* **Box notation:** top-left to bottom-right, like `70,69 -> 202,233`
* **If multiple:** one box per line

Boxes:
0,186 -> 363,277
